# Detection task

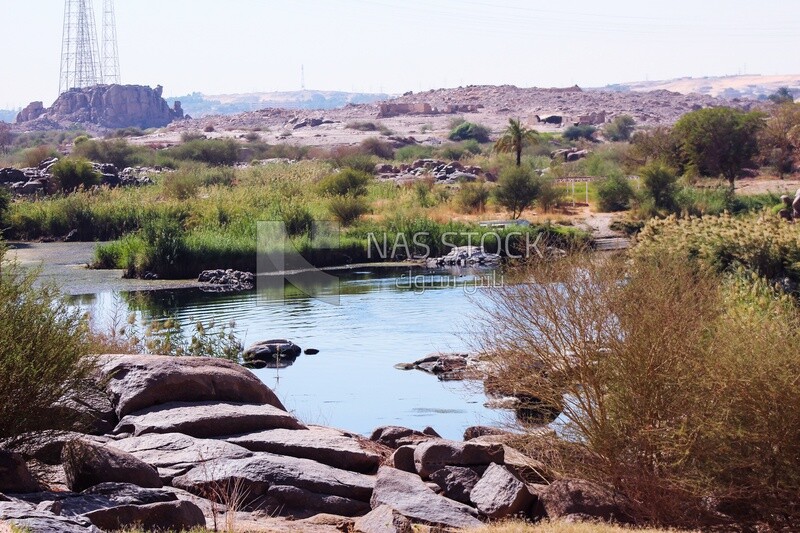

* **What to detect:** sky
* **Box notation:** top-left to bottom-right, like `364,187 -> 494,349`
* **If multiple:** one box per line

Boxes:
0,0 -> 798,108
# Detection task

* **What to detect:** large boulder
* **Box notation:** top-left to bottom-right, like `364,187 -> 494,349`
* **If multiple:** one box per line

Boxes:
13,483 -> 180,517
470,463 -> 534,519
100,354 -> 285,418
539,478 -> 632,523
388,446 -> 416,473
0,500 -> 99,533
83,500 -> 205,531
0,451 -> 41,494
370,467 -> 481,529
173,452 -> 374,506
110,433 -> 252,482
226,426 -> 384,473
413,439 -> 504,479
114,401 -> 305,438
369,426 -> 433,449
354,504 -> 412,533
429,466 -> 480,505
61,439 -> 162,492
265,485 -> 370,516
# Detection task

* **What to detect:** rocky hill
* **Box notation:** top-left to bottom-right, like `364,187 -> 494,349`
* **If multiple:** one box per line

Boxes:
15,85 -> 184,130
167,90 -> 390,117
603,74 -> 800,100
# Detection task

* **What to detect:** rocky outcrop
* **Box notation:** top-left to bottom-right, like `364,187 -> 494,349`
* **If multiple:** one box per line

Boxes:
99,354 -> 285,417
197,269 -> 254,292
16,85 -> 183,129
15,101 -> 45,123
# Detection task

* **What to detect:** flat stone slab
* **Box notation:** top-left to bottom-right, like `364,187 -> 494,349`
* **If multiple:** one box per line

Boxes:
173,452 -> 375,503
226,426 -> 383,473
111,432 -> 253,482
114,401 -> 305,438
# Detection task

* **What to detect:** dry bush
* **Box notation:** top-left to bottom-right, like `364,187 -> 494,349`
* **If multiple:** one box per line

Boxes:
475,252 -> 800,528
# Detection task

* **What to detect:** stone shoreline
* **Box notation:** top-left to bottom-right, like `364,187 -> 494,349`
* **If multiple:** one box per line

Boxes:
1,354 -> 629,532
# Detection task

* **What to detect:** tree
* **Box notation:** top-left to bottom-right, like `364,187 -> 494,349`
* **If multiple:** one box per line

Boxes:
768,87 -> 795,105
0,122 -> 11,153
604,114 -> 636,141
759,102 -> 800,177
673,107 -> 764,189
494,118 -> 539,166
448,121 -> 490,143
640,161 -> 678,211
494,166 -> 540,219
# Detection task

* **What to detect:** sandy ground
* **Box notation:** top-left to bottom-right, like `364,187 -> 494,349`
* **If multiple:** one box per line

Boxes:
736,177 -> 800,196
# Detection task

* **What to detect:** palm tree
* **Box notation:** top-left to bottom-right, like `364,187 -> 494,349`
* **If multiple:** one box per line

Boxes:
494,118 -> 539,166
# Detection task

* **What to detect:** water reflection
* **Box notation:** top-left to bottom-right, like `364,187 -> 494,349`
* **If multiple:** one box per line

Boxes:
73,265 -> 513,439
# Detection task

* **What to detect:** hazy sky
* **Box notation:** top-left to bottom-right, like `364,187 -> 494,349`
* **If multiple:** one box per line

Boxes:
1,0 -> 798,108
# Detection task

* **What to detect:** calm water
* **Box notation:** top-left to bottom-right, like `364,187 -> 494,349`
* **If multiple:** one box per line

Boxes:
73,267 -> 513,440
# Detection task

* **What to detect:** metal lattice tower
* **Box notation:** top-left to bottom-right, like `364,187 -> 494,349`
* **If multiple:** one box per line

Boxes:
102,0 -> 121,85
59,0 -> 103,94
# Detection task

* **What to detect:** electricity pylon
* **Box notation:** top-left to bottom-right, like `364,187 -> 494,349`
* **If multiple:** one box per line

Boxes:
58,0 -> 103,94
101,0 -> 121,85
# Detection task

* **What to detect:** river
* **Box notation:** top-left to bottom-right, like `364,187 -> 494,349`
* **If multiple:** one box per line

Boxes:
69,266 -> 513,440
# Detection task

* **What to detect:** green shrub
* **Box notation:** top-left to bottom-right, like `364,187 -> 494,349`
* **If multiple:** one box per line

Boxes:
281,204 -> 314,236
139,214 -> 188,278
604,114 -> 636,141
317,168 -> 372,197
346,121 -> 379,131
328,195 -> 369,226
0,251 -> 96,447
19,145 -> 59,168
536,178 -> 566,213
332,153 -> 376,174
494,166 -> 540,219
50,158 -> 101,192
164,138 -> 240,166
395,145 -> 435,162
635,212 -> 800,284
563,125 -> 597,141
454,182 -> 490,213
640,161 -> 678,211
448,122 -> 491,143
162,165 -> 235,200
72,138 -> 150,169
0,187 -> 9,224
360,137 -> 395,159
596,175 -> 634,212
